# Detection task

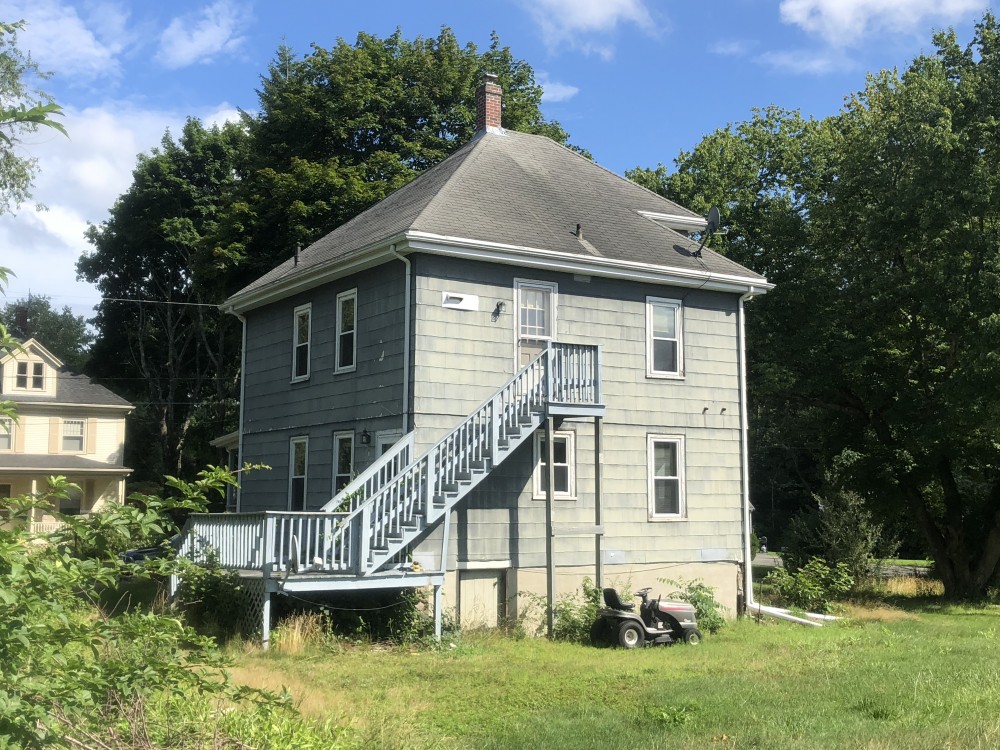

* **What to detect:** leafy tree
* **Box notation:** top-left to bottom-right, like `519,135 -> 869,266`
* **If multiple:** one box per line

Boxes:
0,20 -> 66,213
0,295 -> 93,370
632,13 -> 1000,598
79,119 -> 246,482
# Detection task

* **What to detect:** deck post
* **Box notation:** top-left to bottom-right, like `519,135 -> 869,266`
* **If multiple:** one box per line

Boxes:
594,414 -> 604,588
261,591 -> 272,650
545,416 -> 556,638
433,583 -> 443,641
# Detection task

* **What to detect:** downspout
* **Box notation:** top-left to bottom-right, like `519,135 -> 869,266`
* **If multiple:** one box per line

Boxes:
737,287 -> 828,627
389,244 -> 411,434
233,311 -> 247,512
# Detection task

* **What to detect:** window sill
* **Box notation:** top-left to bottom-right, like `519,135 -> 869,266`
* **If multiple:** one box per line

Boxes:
290,375 -> 310,384
333,366 -> 357,375
646,372 -> 685,380
647,514 -> 687,522
532,494 -> 577,502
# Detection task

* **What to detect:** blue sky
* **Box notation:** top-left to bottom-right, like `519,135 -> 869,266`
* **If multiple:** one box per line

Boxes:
0,0 -> 993,317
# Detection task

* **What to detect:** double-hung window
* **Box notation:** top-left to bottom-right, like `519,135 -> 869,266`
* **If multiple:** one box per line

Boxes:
292,304 -> 312,382
62,419 -> 85,453
648,435 -> 685,519
15,362 -> 44,390
289,437 -> 308,511
0,418 -> 12,451
336,289 -> 357,373
646,297 -> 683,378
333,432 -> 354,493
533,430 -> 575,500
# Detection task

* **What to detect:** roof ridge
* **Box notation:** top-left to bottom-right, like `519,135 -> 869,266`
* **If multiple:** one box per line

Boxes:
411,130 -> 490,229
504,130 -> 704,220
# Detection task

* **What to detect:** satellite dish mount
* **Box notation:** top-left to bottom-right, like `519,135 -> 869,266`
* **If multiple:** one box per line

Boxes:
694,206 -> 723,258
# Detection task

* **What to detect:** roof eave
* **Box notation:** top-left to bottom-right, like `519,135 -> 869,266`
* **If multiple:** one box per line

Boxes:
404,231 -> 773,295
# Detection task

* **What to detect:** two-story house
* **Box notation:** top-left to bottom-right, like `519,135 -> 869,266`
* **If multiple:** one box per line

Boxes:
181,76 -> 772,640
0,338 -> 134,532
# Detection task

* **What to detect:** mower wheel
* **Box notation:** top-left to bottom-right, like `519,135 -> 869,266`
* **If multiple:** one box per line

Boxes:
617,620 -> 644,649
589,619 -> 611,647
683,629 -> 703,646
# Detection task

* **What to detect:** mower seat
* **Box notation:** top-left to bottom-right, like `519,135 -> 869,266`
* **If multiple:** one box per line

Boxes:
603,588 -> 635,611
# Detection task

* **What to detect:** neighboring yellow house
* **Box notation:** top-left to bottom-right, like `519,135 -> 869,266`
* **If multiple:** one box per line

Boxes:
0,338 -> 134,532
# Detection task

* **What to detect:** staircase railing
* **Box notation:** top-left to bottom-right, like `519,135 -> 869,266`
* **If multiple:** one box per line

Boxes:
320,433 -> 414,513
175,342 -> 601,578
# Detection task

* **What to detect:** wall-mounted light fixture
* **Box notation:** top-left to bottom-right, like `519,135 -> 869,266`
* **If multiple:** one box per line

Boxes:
491,301 -> 507,321
360,428 -> 371,445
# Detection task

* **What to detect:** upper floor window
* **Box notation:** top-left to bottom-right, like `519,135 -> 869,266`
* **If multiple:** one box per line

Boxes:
646,297 -> 683,378
62,419 -> 85,453
292,304 -> 312,382
648,434 -> 685,519
533,430 -> 576,500
289,436 -> 308,511
336,289 -> 357,373
16,361 -> 44,390
0,418 -> 12,451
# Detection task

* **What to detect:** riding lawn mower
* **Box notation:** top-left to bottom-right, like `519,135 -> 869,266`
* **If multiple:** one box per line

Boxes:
590,587 -> 702,648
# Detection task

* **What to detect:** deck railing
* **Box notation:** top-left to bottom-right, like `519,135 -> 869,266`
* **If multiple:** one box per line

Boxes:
176,342 -> 601,578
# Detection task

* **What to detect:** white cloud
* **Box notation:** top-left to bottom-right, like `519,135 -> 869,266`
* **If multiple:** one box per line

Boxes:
756,48 -> 848,75
0,100 -> 233,318
523,0 -> 657,59
1,0 -> 130,81
537,74 -> 579,103
709,39 -> 758,57
156,0 -> 250,69
779,0 -> 987,47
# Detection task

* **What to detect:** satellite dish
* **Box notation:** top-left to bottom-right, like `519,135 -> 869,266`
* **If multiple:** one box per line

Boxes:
706,206 -> 721,234
694,206 -> 722,257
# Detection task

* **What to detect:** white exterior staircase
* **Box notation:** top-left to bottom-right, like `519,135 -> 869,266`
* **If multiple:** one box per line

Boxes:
176,342 -> 603,582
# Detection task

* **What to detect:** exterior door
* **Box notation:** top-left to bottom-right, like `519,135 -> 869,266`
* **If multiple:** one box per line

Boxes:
459,570 -> 505,628
515,280 -> 556,367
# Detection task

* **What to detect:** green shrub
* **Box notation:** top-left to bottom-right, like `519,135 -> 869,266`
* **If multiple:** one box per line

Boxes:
173,552 -> 247,637
765,556 -> 854,613
781,486 -> 898,588
660,578 -> 726,634
551,577 -> 603,643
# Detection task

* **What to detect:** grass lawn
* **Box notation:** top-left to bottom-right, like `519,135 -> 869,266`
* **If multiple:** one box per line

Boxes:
228,593 -> 1000,750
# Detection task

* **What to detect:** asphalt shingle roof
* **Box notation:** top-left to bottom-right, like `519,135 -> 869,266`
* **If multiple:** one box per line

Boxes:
6,369 -> 133,408
230,129 -> 766,304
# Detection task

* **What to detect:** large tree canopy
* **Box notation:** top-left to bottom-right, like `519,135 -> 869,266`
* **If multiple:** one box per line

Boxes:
633,14 -> 1000,598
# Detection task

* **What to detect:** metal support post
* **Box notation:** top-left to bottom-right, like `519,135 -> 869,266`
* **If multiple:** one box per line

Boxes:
434,584 -> 443,641
545,416 -> 556,638
594,415 -> 603,588
261,591 -> 272,650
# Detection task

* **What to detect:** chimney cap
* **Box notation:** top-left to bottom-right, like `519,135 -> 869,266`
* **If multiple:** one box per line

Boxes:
481,71 -> 499,85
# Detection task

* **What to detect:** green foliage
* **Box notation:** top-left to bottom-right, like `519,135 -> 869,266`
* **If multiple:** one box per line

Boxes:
0,295 -> 94,370
550,577 -> 603,643
0,20 -> 66,213
765,557 -> 854,613
661,577 -> 727,634
782,486 -> 899,588
173,553 -> 246,637
750,530 -> 762,558
634,12 -> 1000,599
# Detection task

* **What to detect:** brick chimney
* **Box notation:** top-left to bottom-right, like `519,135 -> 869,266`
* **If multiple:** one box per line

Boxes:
476,72 -> 502,131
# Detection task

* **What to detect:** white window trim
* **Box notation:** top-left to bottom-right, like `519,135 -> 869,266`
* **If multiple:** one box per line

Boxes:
291,303 -> 312,383
332,431 -> 355,494
647,434 -> 686,520
375,429 -> 403,455
646,296 -> 684,379
335,289 -> 358,374
14,361 -> 45,391
532,430 -> 576,500
0,417 -> 13,452
288,436 -> 309,511
514,278 -> 558,364
61,418 -> 86,454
